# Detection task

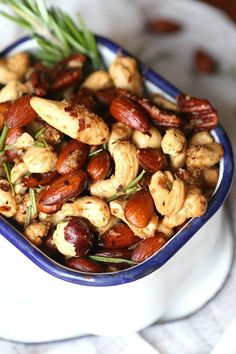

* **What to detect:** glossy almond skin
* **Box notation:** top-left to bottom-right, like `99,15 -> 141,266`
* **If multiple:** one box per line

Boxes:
87,150 -> 111,181
57,140 -> 89,175
64,216 -> 94,257
5,127 -> 23,162
0,102 -> 11,131
37,202 -> 62,215
99,223 -> 139,249
22,171 -> 58,188
147,19 -> 182,33
131,233 -> 166,263
6,95 -> 37,128
193,50 -> 216,74
125,189 -> 154,228
138,148 -> 166,173
65,257 -> 105,273
94,248 -> 133,259
110,96 -> 150,132
95,88 -> 118,107
38,170 -> 88,206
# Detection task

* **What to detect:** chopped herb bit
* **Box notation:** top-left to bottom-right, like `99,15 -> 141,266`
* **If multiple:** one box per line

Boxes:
3,162 -> 14,195
0,124 -> 9,152
89,255 -> 137,265
25,205 -> 32,229
89,148 -> 104,157
34,127 -> 45,139
29,188 -> 37,216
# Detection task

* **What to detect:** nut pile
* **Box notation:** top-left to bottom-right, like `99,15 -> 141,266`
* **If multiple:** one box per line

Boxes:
0,50 -> 223,273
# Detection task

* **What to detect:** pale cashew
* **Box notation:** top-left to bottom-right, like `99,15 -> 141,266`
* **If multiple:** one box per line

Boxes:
62,196 -> 110,229
132,126 -> 162,149
10,162 -> 28,184
0,179 -> 17,217
0,52 -> 29,84
203,167 -> 219,188
24,221 -> 50,246
152,93 -> 178,111
23,146 -> 57,173
38,209 -> 66,226
14,183 -> 27,195
189,131 -> 214,146
95,216 -> 119,235
13,132 -> 34,150
163,187 -> 207,229
30,97 -> 110,145
149,171 -> 185,216
186,143 -> 224,169
161,128 -> 187,168
108,122 -> 133,156
0,80 -> 29,103
90,140 -> 139,200
157,220 -> 174,238
82,70 -> 113,91
109,56 -> 143,96
110,198 -> 159,239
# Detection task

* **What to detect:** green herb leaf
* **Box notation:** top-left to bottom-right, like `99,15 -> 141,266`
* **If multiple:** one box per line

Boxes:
3,162 -> 14,195
0,124 -> 9,152
25,205 -> 32,229
89,255 -> 137,265
29,187 -> 37,216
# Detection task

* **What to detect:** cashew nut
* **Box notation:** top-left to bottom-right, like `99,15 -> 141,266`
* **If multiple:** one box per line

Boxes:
30,97 -> 110,145
38,209 -> 66,226
0,80 -> 29,103
62,196 -> 110,229
110,198 -> 159,239
203,167 -> 219,188
108,122 -> 133,156
13,132 -> 34,150
0,52 -> 29,84
23,146 -> 57,173
132,126 -> 162,149
24,221 -> 50,246
10,162 -> 28,184
82,70 -> 113,91
162,186 -> 207,228
157,220 -> 174,238
109,56 -> 143,96
161,128 -> 187,168
149,171 -> 185,216
0,179 -> 17,217
90,140 -> 139,200
189,131 -> 214,146
186,143 -> 224,169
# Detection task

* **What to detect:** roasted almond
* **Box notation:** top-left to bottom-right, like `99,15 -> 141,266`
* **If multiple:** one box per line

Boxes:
57,140 -> 89,175
95,88 -> 118,107
138,148 -> 166,172
22,171 -> 58,188
5,127 -> 23,162
193,49 -> 217,74
99,223 -> 139,249
131,233 -> 166,263
0,102 -> 11,131
87,150 -> 111,181
65,257 -> 105,273
38,170 -> 88,206
110,96 -> 150,132
6,95 -> 37,128
37,202 -> 62,215
124,189 -> 154,228
147,18 -> 182,34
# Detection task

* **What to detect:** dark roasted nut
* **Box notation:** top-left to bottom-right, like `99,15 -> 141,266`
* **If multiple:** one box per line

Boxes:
6,95 -> 37,128
22,171 -> 58,188
87,150 -> 111,181
72,87 -> 97,112
65,257 -> 105,273
57,140 -> 89,175
29,63 -> 50,97
138,148 -> 166,173
38,170 -> 88,206
94,88 -> 118,107
131,233 -> 166,262
99,223 -> 139,249
37,202 -> 62,215
41,123 -> 64,145
175,168 -> 203,187
94,248 -> 133,259
124,189 -> 154,228
5,127 -> 23,162
110,96 -> 150,132
147,18 -> 182,34
0,102 -> 11,131
193,50 -> 217,74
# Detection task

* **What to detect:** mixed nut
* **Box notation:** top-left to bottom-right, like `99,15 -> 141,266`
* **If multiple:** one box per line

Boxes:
0,50 -> 224,273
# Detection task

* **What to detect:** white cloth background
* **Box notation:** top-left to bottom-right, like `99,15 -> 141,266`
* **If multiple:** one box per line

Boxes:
0,1 -> 236,353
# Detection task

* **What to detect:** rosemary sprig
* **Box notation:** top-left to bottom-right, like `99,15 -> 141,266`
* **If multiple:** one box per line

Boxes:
3,162 -> 14,195
107,170 -> 146,202
0,0 -> 103,68
89,255 -> 137,265
25,205 -> 32,229
89,144 -> 107,157
0,124 -> 9,152
25,188 -> 37,229
34,127 -> 45,139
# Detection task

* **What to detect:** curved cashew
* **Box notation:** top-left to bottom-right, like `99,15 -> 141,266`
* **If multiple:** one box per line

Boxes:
90,140 -> 139,200
189,131 -> 214,146
0,80 -> 29,103
82,70 -> 113,91
14,132 -> 34,150
10,162 -> 28,184
30,97 -> 110,145
38,209 -> 66,226
203,167 -> 219,188
157,220 -> 174,238
62,196 -> 110,229
95,216 -> 119,235
108,122 -> 133,156
110,198 -> 159,239
0,52 -> 29,84
23,146 -> 57,173
132,126 -> 162,149
0,179 -> 17,217
161,128 -> 186,168
149,171 -> 185,216
163,187 -> 207,229
186,143 -> 224,168
109,56 -> 143,96
24,221 -> 50,246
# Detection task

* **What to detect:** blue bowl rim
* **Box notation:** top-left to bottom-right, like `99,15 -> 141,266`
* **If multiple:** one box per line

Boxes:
0,35 -> 234,287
